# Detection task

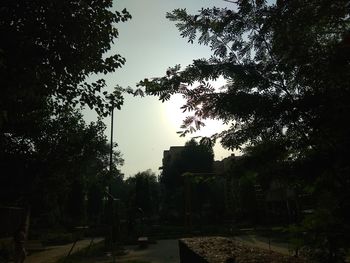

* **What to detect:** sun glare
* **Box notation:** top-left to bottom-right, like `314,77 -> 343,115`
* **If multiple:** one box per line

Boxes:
164,76 -> 228,137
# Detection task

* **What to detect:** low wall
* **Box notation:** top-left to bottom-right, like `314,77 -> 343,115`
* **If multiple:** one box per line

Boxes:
179,239 -> 208,263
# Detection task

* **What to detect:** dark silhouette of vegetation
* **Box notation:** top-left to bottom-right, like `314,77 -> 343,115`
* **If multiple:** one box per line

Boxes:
224,141 -> 298,225
0,0 -> 132,118
161,139 -> 213,191
125,170 -> 160,219
160,139 -> 214,223
140,0 -> 350,261
1,108 -> 124,229
1,0 -> 350,262
0,0 -> 130,245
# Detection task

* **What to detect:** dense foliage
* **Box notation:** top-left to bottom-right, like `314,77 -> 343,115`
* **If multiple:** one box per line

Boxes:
139,0 -> 350,261
0,0 -> 129,229
161,139 -> 214,191
125,170 -> 160,218
160,139 -> 214,222
0,0 -> 131,119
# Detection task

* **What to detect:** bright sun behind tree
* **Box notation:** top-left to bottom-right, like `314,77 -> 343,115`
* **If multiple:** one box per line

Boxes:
165,76 -> 228,137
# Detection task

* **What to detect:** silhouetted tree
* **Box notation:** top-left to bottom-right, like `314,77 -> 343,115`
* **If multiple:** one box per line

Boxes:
66,179 -> 85,227
87,179 -> 104,226
0,108 -> 123,228
161,139 -> 214,191
140,1 -> 350,260
160,139 -> 214,222
0,0 -> 129,227
126,170 -> 159,218
0,0 -> 131,119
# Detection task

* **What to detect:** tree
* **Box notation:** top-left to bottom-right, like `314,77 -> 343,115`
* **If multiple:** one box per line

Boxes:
160,139 -> 214,222
31,110 -> 123,227
87,178 -> 105,226
66,179 -> 85,226
139,1 -> 350,261
0,0 -> 132,119
0,3 -> 130,257
0,0 -> 129,218
126,170 -> 160,218
0,106 -> 124,229
161,138 -> 214,191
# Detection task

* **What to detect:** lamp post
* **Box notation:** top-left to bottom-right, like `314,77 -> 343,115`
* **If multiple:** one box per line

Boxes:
107,104 -> 115,259
109,105 -> 114,186
107,102 -> 121,262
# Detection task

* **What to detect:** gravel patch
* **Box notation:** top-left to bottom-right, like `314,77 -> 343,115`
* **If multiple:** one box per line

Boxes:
179,237 -> 310,263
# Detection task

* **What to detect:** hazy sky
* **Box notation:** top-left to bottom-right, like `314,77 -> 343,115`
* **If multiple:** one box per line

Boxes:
86,0 -> 236,177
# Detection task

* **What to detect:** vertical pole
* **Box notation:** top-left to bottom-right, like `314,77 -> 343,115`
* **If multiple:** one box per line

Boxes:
109,106 -> 114,180
108,106 -> 115,261
184,175 -> 191,233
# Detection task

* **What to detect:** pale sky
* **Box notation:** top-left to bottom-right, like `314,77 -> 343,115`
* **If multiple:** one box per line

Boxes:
86,0 -> 236,178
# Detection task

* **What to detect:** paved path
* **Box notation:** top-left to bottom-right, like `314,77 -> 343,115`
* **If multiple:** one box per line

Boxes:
23,235 -> 289,263
25,238 -> 102,263
114,236 -> 291,263
234,235 -> 291,255
116,239 -> 180,263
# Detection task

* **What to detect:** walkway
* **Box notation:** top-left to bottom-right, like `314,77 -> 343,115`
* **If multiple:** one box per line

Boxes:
116,239 -> 180,263
23,235 -> 289,263
25,238 -> 102,263
234,235 -> 291,255
115,236 -> 290,263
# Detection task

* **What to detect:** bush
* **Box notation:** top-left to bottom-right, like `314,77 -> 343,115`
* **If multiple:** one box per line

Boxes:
0,238 -> 12,262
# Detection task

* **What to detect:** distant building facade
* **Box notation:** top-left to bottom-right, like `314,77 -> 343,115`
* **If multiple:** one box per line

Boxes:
160,146 -> 184,170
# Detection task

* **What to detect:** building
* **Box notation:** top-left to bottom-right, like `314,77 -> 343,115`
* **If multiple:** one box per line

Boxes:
160,146 -> 184,170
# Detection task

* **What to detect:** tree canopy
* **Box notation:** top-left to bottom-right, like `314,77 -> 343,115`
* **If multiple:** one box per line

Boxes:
0,0 -> 132,120
0,107 -> 124,226
125,170 -> 160,217
140,0 -> 349,153
0,0 -> 129,228
161,138 -> 214,190
139,0 -> 350,261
